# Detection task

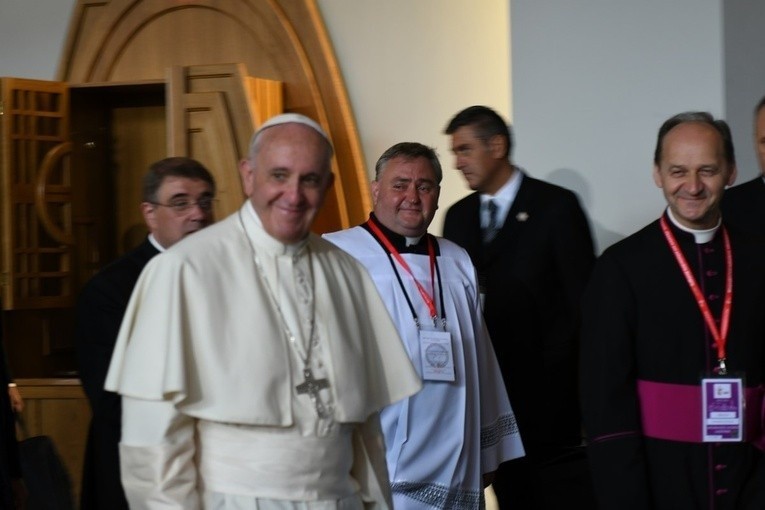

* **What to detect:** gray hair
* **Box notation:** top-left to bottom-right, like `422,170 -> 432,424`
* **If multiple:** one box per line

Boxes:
374,142 -> 442,184
142,157 -> 216,203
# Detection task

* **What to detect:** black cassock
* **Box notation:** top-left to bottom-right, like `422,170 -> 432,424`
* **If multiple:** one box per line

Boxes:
581,214 -> 765,510
76,238 -> 158,510
721,176 -> 765,241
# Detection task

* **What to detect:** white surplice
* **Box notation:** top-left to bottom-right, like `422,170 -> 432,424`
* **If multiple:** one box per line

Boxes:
105,203 -> 422,509
324,226 -> 525,510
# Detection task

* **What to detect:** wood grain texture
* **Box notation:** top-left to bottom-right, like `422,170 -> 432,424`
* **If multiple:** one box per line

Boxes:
59,0 -> 370,232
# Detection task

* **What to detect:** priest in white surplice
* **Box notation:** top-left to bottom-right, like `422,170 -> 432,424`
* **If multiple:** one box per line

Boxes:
324,142 -> 524,509
105,115 -> 422,509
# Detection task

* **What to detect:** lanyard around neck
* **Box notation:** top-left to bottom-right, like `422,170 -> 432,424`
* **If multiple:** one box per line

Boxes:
659,216 -> 733,374
365,219 -> 443,328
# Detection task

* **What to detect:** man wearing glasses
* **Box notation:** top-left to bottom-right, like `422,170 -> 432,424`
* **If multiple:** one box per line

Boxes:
76,157 -> 216,510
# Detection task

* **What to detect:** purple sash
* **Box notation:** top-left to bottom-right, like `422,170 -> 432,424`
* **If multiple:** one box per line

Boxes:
637,379 -> 765,451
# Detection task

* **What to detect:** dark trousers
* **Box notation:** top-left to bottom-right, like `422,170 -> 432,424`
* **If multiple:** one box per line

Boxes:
492,447 -> 597,509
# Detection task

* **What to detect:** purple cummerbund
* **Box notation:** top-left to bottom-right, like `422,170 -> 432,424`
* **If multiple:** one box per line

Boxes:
637,379 -> 765,450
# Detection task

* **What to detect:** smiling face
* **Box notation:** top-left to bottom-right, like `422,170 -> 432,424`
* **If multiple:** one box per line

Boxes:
653,121 -> 736,229
141,176 -> 214,248
371,155 -> 440,237
239,123 -> 334,244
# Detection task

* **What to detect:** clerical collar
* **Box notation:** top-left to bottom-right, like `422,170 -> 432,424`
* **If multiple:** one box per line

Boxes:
362,213 -> 434,255
148,234 -> 166,253
665,207 -> 721,244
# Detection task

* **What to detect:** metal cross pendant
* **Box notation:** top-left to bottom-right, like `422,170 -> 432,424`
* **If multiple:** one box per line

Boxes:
296,367 -> 331,419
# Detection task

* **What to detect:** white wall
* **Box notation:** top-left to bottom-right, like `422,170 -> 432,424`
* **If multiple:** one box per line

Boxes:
0,0 -> 511,236
0,0 -> 76,79
316,0 -> 510,234
511,0 -> 726,253
724,0 -> 765,183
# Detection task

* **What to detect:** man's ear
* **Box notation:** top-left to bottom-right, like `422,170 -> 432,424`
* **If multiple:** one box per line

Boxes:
727,164 -> 738,187
239,159 -> 254,195
488,135 -> 507,159
141,202 -> 157,232
652,165 -> 663,188
371,179 -> 380,205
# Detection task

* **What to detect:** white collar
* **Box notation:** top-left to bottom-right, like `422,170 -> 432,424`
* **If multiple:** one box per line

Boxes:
480,166 -> 523,208
147,234 -> 166,253
666,207 -> 721,244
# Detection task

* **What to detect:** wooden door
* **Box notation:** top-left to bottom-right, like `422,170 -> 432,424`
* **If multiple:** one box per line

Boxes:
167,64 -> 283,219
0,78 -> 72,311
59,0 -> 371,233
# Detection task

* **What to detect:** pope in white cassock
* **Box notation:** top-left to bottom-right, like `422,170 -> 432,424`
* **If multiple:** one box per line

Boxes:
324,142 -> 525,509
105,114 -> 422,509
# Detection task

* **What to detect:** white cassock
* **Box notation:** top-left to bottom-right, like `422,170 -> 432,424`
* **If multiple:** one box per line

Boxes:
105,203 -> 422,509
324,225 -> 524,510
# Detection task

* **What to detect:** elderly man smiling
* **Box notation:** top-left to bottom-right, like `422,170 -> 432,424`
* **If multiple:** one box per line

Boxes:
106,114 -> 421,509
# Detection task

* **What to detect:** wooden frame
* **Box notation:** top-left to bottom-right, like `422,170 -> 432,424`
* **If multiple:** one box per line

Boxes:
58,0 -> 371,233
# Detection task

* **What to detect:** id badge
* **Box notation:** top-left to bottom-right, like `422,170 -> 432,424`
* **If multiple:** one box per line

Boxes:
701,377 -> 744,442
419,329 -> 455,382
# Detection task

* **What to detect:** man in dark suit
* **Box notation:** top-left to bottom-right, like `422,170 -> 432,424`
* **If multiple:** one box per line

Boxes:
76,157 -> 216,510
721,94 -> 765,237
442,106 -> 596,509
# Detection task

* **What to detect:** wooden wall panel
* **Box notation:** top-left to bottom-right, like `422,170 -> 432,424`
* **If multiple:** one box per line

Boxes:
16,378 -> 90,507
111,105 -> 167,252
167,64 -> 284,220
179,92 -> 244,220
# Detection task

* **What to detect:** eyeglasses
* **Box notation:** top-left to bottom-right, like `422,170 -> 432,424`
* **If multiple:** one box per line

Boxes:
150,196 -> 216,213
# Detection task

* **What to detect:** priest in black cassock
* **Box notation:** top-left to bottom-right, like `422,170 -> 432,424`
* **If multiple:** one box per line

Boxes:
76,157 -> 216,510
721,94 -> 765,239
581,111 -> 765,510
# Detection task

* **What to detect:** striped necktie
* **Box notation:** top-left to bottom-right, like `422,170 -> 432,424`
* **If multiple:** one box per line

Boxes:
483,199 -> 499,243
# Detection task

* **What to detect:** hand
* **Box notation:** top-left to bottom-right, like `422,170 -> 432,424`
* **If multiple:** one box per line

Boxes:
8,386 -> 23,414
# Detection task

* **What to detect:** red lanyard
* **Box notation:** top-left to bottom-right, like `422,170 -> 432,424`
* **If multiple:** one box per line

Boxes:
659,216 -> 733,373
366,220 -> 438,321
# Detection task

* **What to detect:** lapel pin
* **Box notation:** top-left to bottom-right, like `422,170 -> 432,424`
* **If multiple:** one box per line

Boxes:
516,211 -> 529,222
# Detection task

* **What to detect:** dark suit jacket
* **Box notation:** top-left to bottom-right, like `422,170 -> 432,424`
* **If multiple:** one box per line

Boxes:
721,176 -> 765,239
443,174 -> 595,454
75,238 -> 159,510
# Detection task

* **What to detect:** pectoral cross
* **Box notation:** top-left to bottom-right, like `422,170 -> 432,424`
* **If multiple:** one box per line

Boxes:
296,368 -> 331,419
